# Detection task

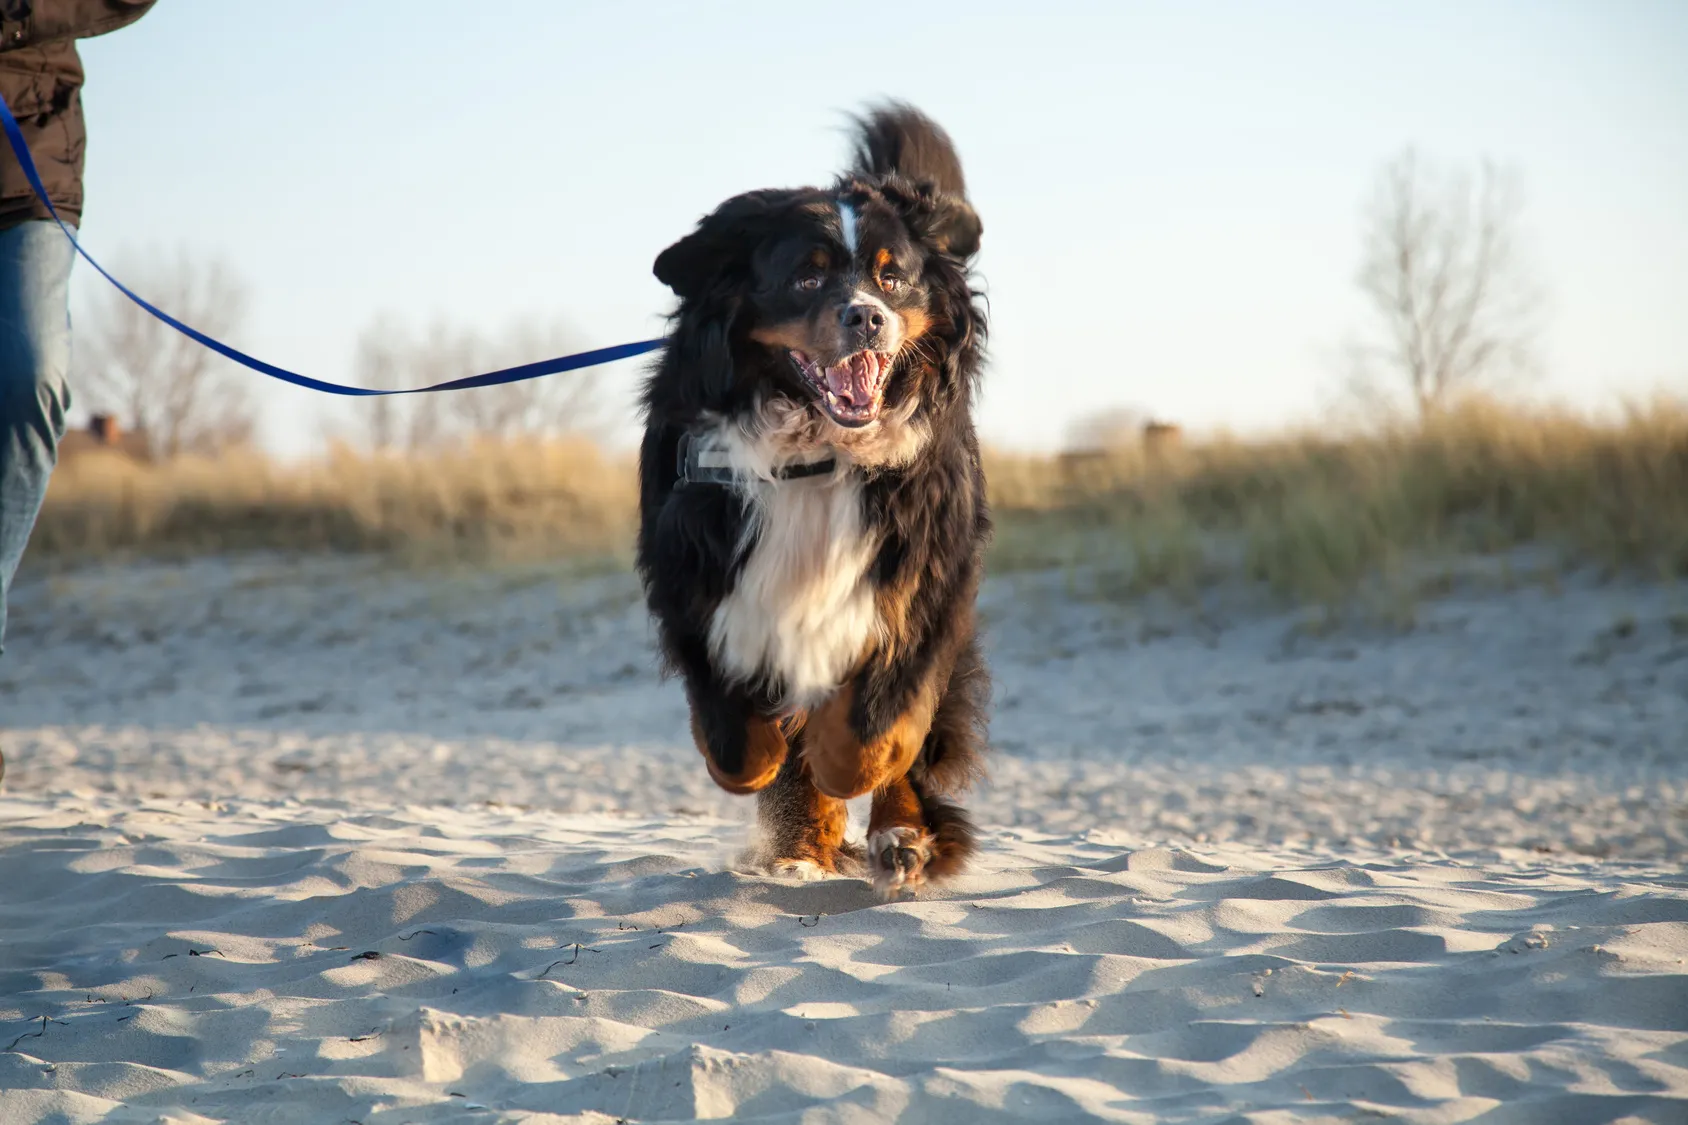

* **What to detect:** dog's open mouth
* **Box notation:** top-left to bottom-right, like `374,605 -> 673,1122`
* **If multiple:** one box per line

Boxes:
789,350 -> 893,427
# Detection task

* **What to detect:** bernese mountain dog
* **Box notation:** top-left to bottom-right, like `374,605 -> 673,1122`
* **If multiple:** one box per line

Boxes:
636,103 -> 990,898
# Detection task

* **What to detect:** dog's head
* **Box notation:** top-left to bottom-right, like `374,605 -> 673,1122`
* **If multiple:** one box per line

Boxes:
652,106 -> 984,446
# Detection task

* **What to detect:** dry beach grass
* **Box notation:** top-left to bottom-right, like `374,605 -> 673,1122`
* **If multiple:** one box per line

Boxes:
33,436 -> 637,565
32,396 -> 1688,606
987,395 -> 1688,605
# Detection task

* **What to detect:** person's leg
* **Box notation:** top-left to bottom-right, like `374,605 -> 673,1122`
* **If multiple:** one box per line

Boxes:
0,219 -> 77,659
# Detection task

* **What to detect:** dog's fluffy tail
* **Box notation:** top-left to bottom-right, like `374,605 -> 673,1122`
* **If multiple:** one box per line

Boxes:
849,101 -> 969,199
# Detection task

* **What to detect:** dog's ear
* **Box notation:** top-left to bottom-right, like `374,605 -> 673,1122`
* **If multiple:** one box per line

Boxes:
871,180 -> 982,262
653,226 -> 725,301
930,194 -> 982,260
654,189 -> 795,300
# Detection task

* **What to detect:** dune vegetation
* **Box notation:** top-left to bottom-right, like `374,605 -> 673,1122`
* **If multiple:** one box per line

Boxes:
32,396 -> 1688,609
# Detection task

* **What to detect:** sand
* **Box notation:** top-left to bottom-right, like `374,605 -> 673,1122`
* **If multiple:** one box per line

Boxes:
2,555 -> 1687,1123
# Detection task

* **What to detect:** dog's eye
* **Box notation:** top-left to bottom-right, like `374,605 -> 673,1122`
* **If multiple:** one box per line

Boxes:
795,274 -> 823,292
879,274 -> 907,294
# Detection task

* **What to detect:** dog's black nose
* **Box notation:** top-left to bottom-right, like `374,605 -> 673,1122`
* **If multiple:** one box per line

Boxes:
842,303 -> 886,335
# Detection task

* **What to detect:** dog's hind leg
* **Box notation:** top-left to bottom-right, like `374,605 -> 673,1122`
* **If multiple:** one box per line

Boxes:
865,636 -> 989,899
865,774 -> 976,899
756,750 -> 860,879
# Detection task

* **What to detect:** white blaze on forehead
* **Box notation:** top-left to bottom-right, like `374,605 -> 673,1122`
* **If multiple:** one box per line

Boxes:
838,200 -> 859,254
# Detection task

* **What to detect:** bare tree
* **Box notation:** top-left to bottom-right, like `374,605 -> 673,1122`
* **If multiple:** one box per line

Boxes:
455,320 -> 602,439
351,314 -> 600,450
354,314 -> 447,453
1352,148 -> 1542,416
75,249 -> 256,459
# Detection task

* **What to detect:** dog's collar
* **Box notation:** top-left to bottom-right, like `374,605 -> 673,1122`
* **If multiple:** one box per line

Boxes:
676,430 -> 838,489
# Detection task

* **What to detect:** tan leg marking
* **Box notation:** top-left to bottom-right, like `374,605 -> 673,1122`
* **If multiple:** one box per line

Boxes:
866,774 -> 937,900
758,754 -> 854,877
691,712 -> 788,795
801,681 -> 937,800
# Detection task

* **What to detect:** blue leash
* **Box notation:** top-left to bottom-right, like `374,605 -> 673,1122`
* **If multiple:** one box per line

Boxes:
0,96 -> 664,396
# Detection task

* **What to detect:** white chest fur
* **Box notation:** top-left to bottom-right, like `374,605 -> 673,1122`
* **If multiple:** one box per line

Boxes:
707,457 -> 880,710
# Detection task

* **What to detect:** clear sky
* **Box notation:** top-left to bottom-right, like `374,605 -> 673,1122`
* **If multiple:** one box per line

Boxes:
66,0 -> 1688,456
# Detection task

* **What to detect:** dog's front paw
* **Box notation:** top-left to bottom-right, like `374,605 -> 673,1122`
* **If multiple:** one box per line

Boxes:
867,826 -> 935,900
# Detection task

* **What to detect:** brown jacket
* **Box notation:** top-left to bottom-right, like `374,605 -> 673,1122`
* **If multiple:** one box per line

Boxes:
0,0 -> 155,230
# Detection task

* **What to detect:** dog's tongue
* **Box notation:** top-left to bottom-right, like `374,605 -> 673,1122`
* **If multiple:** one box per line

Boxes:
824,352 -> 880,407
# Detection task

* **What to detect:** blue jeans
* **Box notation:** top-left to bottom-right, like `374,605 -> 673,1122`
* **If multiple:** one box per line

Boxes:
0,220 -> 76,657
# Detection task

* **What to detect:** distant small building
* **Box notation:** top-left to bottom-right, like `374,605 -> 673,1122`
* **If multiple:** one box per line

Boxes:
1142,420 -> 1182,454
1058,417 -> 1183,460
1054,417 -> 1184,489
58,414 -> 151,462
